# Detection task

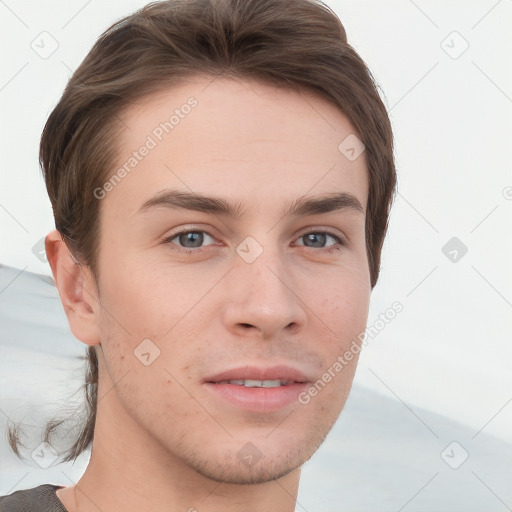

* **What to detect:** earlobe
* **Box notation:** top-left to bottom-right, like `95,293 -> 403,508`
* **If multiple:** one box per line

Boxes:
45,229 -> 101,347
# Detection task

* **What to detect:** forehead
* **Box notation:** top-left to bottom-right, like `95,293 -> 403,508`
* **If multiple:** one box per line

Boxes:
107,76 -> 368,213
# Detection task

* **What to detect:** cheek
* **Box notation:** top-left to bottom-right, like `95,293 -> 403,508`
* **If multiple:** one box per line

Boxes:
317,274 -> 370,337
301,282 -> 368,415
99,254 -> 202,333
96,259 -> 214,385
311,275 -> 370,390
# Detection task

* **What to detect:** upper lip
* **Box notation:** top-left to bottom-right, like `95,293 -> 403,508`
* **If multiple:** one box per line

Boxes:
204,365 -> 310,384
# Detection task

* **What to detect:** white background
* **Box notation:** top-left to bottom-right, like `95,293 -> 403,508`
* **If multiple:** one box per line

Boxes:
0,0 -> 511,452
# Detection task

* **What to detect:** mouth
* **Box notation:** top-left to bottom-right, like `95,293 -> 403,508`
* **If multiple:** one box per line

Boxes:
203,365 -> 310,412
216,379 -> 295,387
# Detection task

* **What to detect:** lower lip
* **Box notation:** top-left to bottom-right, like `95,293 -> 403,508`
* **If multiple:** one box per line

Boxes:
203,382 -> 308,413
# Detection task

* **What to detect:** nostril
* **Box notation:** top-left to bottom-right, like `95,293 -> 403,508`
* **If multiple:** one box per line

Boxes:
240,323 -> 253,329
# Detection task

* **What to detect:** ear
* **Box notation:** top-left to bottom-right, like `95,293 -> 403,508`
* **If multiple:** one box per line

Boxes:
45,229 -> 101,347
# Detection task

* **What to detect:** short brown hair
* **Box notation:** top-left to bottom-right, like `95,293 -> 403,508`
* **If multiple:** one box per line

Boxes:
9,0 -> 396,462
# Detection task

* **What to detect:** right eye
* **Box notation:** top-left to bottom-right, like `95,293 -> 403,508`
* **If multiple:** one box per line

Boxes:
162,230 -> 217,253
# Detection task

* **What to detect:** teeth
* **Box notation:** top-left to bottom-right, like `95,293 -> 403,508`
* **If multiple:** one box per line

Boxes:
225,379 -> 286,388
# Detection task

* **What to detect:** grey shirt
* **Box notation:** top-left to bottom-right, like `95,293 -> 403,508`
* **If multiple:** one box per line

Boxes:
0,484 -> 67,511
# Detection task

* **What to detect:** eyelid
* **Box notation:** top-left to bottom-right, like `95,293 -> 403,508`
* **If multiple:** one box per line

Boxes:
162,223 -> 217,238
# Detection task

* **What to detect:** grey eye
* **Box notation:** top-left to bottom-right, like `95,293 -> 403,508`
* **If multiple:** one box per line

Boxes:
296,232 -> 341,248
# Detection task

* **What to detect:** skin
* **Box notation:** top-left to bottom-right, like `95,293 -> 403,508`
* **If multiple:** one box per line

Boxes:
47,76 -> 371,512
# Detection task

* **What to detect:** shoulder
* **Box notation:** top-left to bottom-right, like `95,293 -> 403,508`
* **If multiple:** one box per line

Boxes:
0,484 -> 67,511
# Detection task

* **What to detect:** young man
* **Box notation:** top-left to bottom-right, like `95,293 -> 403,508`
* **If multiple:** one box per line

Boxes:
1,0 -> 395,510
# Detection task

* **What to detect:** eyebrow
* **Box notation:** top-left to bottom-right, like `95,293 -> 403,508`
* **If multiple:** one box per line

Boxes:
137,189 -> 365,218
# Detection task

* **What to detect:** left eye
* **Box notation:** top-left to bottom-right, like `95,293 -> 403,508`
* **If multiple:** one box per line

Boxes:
295,232 -> 343,249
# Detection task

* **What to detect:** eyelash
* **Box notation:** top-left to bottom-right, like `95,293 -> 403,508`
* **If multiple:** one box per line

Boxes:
162,229 -> 346,255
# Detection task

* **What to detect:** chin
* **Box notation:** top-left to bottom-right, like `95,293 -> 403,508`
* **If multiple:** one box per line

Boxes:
188,450 -> 304,485
182,426 -> 330,485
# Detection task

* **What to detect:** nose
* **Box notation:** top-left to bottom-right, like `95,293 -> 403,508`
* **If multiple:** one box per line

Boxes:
220,246 -> 307,340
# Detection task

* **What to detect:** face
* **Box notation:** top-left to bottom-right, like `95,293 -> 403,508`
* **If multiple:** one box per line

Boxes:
92,76 -> 371,484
